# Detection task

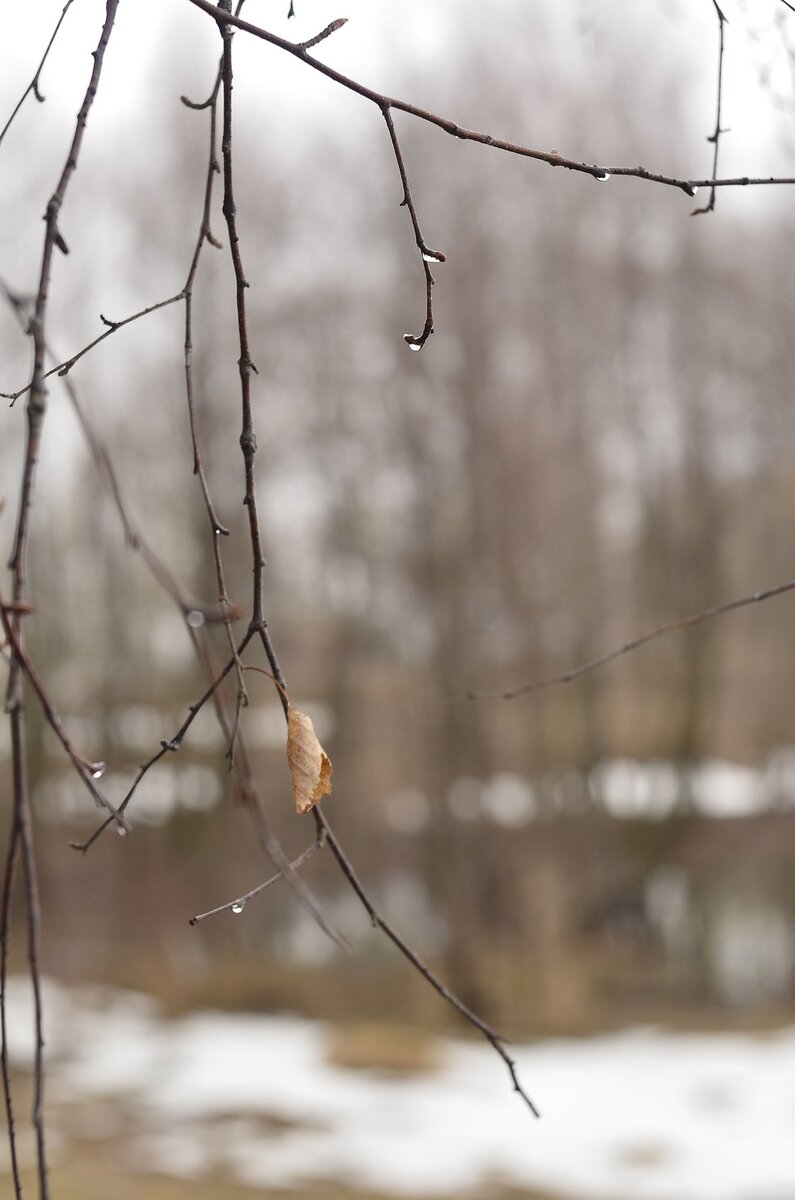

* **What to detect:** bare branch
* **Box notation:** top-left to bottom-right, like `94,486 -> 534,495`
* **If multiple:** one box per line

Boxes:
0,590 -> 129,830
189,830 -> 325,924
315,810 -> 540,1117
297,18 -> 348,53
185,0 -> 795,197
69,627 -> 256,854
218,1 -> 268,629
0,823 -> 22,1197
1,292 -> 184,405
468,576 -> 795,701
382,106 -> 445,352
692,1 -> 728,216
0,276 -> 234,628
0,0 -> 75,151
3,6 -> 121,1192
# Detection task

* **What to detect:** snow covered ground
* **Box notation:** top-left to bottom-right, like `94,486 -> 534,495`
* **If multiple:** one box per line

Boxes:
3,979 -> 795,1198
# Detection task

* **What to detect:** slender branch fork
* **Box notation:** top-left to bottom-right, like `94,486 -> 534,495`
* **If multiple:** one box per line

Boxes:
182,0 -> 795,346
184,0 -> 795,195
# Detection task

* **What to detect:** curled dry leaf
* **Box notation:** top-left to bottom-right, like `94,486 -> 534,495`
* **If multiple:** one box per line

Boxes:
287,705 -> 332,814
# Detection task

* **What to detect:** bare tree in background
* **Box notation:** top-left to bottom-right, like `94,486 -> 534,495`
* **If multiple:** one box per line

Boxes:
4,2 -> 795,1195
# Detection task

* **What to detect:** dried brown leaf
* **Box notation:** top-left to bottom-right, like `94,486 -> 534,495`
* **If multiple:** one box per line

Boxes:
287,705 -> 332,814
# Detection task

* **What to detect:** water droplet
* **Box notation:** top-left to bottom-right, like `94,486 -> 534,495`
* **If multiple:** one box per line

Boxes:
116,825 -> 128,838
403,335 -> 422,352
685,183 -> 699,197
90,761 -> 106,780
187,610 -> 205,629
594,170 -> 611,182
231,900 -> 246,914
421,248 -> 446,264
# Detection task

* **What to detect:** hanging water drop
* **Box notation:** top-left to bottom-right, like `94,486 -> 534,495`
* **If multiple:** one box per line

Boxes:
187,609 -> 205,629
421,248 -> 446,264
594,170 -> 611,182
116,825 -> 128,838
685,183 -> 699,197
231,900 -> 246,915
403,334 -> 422,352
90,761 -> 106,780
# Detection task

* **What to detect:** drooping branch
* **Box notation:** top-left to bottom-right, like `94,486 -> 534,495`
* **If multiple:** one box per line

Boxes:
2,6 -> 121,1195
315,810 -> 540,1117
382,105 -> 445,352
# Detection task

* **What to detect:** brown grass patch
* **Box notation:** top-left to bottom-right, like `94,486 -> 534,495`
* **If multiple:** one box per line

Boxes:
325,1021 -> 443,1075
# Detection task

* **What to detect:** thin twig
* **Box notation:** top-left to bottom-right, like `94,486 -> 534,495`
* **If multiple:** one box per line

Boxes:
179,57 -> 250,737
297,18 -> 348,53
0,823 -> 22,1197
69,627 -> 256,854
4,6 -> 120,1193
198,20 -> 539,1081
0,277 -> 231,628
218,1 -> 267,630
189,632 -> 349,950
693,1 -> 728,215
382,106 -> 445,352
0,292 -> 185,405
468,576 -> 795,701
185,0 -> 795,196
315,810 -> 539,1117
189,831 -> 325,924
209,15 -> 349,949
0,0 -> 75,151
0,590 -> 129,830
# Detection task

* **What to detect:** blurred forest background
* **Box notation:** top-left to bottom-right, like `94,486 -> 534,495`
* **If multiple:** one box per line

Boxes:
4,0 -> 795,1048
